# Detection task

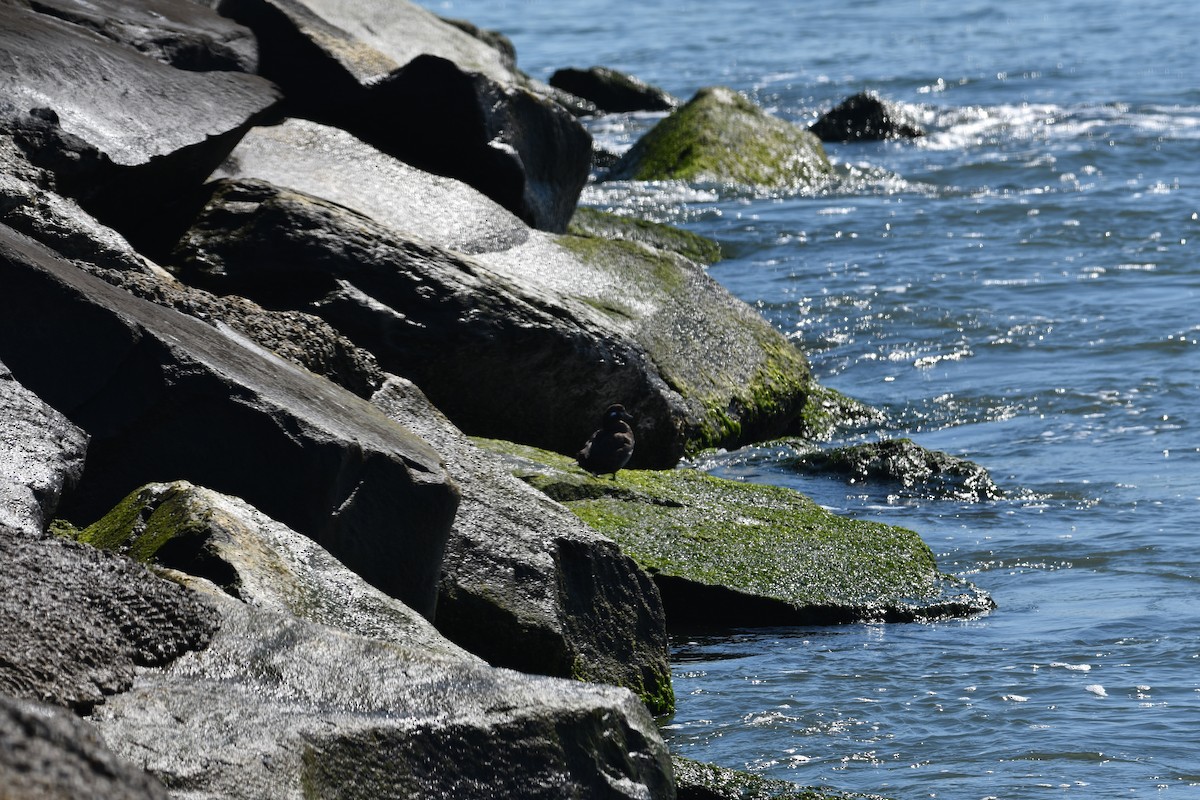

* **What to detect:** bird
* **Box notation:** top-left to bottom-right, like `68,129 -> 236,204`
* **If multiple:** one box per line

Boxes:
576,403 -> 635,477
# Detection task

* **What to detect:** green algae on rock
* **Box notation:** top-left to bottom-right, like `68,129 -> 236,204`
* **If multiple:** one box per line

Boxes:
568,206 -> 722,265
477,439 -> 995,627
606,86 -> 833,190
672,756 -> 894,800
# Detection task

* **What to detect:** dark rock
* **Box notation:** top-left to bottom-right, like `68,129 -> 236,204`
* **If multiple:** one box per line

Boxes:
0,3 -> 280,257
0,524 -> 218,712
607,86 -> 832,189
0,694 -> 168,800
25,0 -> 259,72
76,480 -> 477,663
809,91 -> 925,142
372,377 -> 674,714
673,755 -> 891,800
440,16 -> 518,72
90,588 -> 675,799
790,438 -> 1004,501
217,0 -> 590,231
550,66 -> 678,113
568,206 -> 722,264
482,440 -> 997,627
0,224 -> 459,619
0,359 -> 88,537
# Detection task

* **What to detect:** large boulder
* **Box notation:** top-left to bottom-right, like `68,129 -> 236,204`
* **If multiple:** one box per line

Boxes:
0,694 -> 169,800
607,86 -> 832,189
549,66 -> 678,113
480,440 -> 996,627
0,359 -> 88,537
0,524 -> 218,712
810,91 -> 925,142
0,3 -> 280,255
74,480 -> 477,663
90,586 -> 675,800
18,0 -> 259,72
0,224 -> 459,619
372,376 -> 674,714
217,0 -> 591,231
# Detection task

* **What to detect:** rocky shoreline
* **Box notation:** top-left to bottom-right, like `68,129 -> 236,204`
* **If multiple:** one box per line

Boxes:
1,1 -> 981,797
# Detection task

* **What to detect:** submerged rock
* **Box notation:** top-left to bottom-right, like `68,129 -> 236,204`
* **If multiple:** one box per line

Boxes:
550,66 -> 678,113
607,86 -> 833,189
218,0 -> 590,231
810,91 -> 926,142
0,694 -> 168,800
372,377 -> 674,714
0,525 -> 218,712
0,225 -> 458,619
791,438 -> 1004,501
482,440 -> 995,627
0,359 -> 88,537
91,588 -> 675,800
673,756 -> 892,800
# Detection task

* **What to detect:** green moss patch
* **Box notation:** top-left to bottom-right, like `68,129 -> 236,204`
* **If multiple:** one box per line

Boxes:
568,206 -> 722,265
475,439 -> 994,626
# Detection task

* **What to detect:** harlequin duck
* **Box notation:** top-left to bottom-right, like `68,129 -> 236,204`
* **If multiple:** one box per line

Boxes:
576,404 -> 635,476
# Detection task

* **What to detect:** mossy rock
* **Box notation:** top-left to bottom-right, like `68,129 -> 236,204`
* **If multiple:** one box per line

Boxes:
476,439 -> 995,627
791,438 -> 1004,501
606,86 -> 833,189
568,206 -> 722,265
672,756 -> 892,800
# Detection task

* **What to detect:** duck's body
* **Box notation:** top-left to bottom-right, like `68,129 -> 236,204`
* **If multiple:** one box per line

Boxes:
576,404 -> 635,476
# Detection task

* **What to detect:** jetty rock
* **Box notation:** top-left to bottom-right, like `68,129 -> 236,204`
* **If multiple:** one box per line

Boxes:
810,90 -> 926,142
550,65 -> 679,113
607,86 -> 833,189
217,0 -> 591,231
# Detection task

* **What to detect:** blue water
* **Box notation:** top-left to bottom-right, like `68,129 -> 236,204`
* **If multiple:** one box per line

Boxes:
424,2 -> 1200,797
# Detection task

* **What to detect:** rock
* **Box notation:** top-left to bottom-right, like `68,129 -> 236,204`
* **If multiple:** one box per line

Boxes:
550,66 -> 678,113
75,480 -> 476,663
439,17 -> 518,73
0,694 -> 169,800
0,524 -> 218,712
90,587 -> 675,800
810,91 -> 925,142
568,206 -> 722,264
0,359 -> 88,537
217,0 -> 591,231
212,118 -> 530,255
790,438 -> 1004,501
673,755 -> 891,800
0,224 -> 459,619
607,86 -> 832,189
372,377 -> 674,714
22,0 -> 259,72
481,440 -> 996,627
0,3 -> 280,256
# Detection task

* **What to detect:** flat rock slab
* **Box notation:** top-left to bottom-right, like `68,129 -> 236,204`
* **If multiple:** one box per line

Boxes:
0,358 -> 88,536
91,589 -> 674,800
0,224 -> 458,618
77,480 -> 477,663
0,694 -> 168,800
214,118 -> 530,255
480,440 -> 996,627
25,0 -> 259,72
372,377 -> 674,714
0,525 -> 218,712
607,86 -> 832,190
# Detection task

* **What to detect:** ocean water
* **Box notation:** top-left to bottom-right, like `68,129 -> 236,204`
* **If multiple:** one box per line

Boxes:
421,2 -> 1200,797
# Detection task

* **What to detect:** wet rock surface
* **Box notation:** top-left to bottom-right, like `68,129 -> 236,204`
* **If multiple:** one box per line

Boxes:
550,66 -> 678,113
810,90 -> 925,142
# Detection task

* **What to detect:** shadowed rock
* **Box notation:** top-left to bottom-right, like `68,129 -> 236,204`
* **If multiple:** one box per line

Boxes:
550,66 -> 678,113
373,377 -> 673,714
217,0 -> 590,231
810,91 -> 926,142
0,524 -> 219,712
0,694 -> 169,800
0,224 -> 458,619
0,359 -> 88,537
607,86 -> 832,189
24,0 -> 259,72
0,3 -> 280,256
90,587 -> 675,800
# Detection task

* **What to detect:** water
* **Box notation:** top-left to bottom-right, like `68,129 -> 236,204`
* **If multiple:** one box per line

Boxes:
422,2 -> 1200,796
